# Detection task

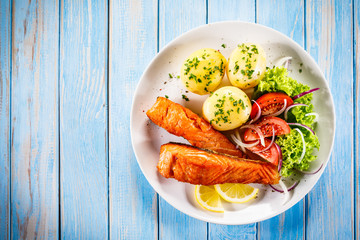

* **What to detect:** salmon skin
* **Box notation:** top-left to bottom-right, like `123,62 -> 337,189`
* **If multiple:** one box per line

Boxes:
158,143 -> 280,185
146,97 -> 246,158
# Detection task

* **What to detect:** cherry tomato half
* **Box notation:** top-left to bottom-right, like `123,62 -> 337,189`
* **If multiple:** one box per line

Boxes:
246,138 -> 279,165
250,92 -> 293,119
244,116 -> 291,141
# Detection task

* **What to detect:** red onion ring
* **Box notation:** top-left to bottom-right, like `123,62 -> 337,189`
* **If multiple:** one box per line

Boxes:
293,128 -> 306,164
240,124 -> 265,147
269,181 -> 299,193
284,59 -> 291,69
249,100 -> 261,124
275,56 -> 292,69
232,129 -> 246,152
274,143 -> 283,172
284,103 -> 308,121
296,163 -> 323,175
268,99 -> 287,117
288,123 -> 315,135
292,88 -> 320,100
230,133 -> 259,148
254,126 -> 275,153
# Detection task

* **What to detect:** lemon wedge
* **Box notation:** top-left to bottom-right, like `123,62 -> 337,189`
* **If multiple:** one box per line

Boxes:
214,183 -> 258,203
195,185 -> 224,213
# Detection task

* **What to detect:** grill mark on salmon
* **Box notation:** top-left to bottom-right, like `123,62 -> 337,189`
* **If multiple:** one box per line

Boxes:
146,97 -> 246,158
158,143 -> 280,185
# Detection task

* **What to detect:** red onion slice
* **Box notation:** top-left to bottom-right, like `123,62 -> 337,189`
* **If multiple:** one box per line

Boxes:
254,127 -> 275,153
279,179 -> 289,204
240,124 -> 265,147
271,179 -> 293,204
274,56 -> 292,69
274,143 -> 283,172
284,60 -> 291,69
249,100 -> 261,124
294,128 -> 306,163
233,129 -> 246,152
292,88 -> 320,100
230,133 -> 259,148
284,103 -> 308,121
269,180 -> 299,193
288,123 -> 315,135
296,163 -> 323,175
268,99 -> 287,117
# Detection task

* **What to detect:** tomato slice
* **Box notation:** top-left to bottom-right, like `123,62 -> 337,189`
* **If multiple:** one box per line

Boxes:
244,116 -> 291,141
250,92 -> 293,119
246,138 -> 279,165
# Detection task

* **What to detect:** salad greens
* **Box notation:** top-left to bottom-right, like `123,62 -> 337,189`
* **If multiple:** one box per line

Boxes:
253,66 -> 320,177
276,129 -> 320,177
254,67 -> 310,99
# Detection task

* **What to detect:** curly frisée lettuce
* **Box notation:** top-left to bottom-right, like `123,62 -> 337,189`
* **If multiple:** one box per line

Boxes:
276,129 -> 320,177
289,104 -> 316,128
254,67 -> 317,128
253,66 -> 320,177
254,67 -> 309,98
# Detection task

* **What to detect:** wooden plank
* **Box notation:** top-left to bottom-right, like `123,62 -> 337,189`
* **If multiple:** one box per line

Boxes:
257,0 -> 304,46
305,0 -> 353,239
158,1 -> 207,239
207,1 -> 257,239
59,0 -> 108,238
256,1 -> 305,239
108,0 -> 158,239
208,0 -> 255,22
354,0 -> 359,239
10,0 -> 59,239
0,0 -> 11,239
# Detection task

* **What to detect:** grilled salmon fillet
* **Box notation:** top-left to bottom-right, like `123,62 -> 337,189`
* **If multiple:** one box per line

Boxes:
158,143 -> 280,185
146,97 -> 246,158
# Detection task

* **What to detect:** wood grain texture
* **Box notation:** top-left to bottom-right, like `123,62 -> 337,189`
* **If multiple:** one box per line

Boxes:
207,1 -> 257,239
305,0 -> 353,239
0,0 -> 11,239
11,0 -> 59,239
208,222 -> 257,240
158,1 -> 207,239
208,0 -> 255,22
59,0 -> 108,238
257,1 -> 305,239
257,0 -> 304,46
2,0 -> 358,239
108,0 -> 158,239
354,0 -> 359,238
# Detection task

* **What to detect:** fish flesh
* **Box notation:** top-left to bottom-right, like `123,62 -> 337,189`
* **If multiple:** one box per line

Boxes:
158,143 -> 280,185
146,97 -> 246,158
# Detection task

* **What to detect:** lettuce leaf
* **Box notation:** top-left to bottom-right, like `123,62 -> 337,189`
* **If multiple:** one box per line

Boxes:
254,67 -> 309,99
254,66 -> 320,177
276,129 -> 320,177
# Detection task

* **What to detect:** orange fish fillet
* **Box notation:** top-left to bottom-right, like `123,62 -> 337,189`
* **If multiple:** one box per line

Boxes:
146,97 -> 246,158
158,143 -> 280,185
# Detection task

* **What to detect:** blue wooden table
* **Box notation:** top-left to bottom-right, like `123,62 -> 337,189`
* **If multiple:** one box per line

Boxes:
0,0 -> 358,239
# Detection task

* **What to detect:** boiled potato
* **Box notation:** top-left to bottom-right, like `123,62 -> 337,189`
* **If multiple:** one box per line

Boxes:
226,43 -> 266,89
202,86 -> 251,131
181,48 -> 226,95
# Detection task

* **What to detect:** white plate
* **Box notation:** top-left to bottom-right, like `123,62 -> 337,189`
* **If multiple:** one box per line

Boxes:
130,21 -> 335,225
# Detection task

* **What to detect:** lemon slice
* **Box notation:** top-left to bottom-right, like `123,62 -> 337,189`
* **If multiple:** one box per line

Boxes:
214,183 -> 258,203
195,185 -> 224,212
